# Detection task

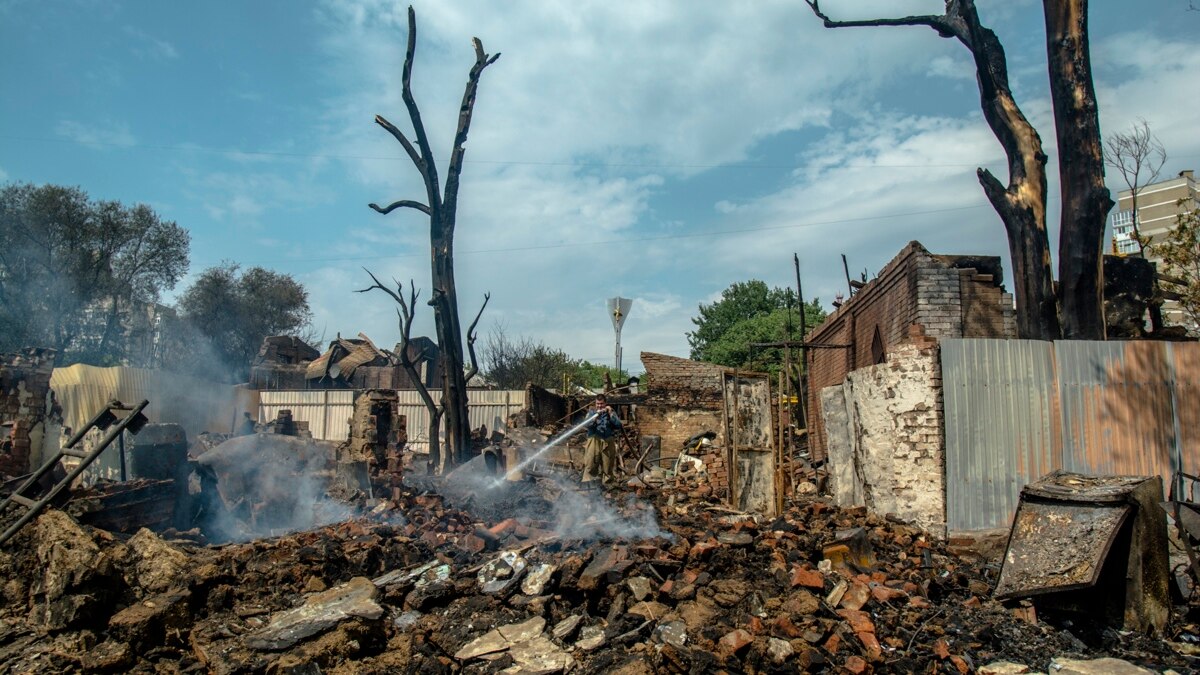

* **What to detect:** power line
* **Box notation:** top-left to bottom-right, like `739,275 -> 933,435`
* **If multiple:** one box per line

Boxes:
0,133 -> 1004,170
201,202 -> 990,267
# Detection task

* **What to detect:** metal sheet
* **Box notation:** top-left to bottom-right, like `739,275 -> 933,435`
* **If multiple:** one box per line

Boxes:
994,498 -> 1131,599
50,365 -> 255,481
942,339 -> 1060,531
384,389 -> 525,451
942,339 -> 1199,532
258,390 -> 355,441
1171,343 -> 1200,486
1056,341 -> 1176,488
256,389 -> 527,451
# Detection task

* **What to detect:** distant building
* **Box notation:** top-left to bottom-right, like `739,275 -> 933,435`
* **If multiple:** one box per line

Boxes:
68,299 -> 177,368
1110,169 -> 1198,326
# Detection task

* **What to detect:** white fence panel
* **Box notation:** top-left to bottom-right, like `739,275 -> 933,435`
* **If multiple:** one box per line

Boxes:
258,390 -> 355,441
256,389 -> 525,451
397,389 -> 525,454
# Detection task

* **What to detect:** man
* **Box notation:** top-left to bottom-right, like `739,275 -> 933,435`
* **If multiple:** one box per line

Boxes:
238,412 -> 256,436
582,394 -> 622,488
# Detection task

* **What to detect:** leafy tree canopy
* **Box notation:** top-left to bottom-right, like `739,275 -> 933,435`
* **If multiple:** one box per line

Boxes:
176,263 -> 311,381
688,279 -> 826,372
0,182 -> 189,364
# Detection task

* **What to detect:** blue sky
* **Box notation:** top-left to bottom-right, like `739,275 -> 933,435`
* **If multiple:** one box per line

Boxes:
2,1 -> 1198,370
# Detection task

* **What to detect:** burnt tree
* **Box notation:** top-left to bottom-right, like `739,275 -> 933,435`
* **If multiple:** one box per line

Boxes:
805,0 -> 1058,339
358,272 -> 487,473
369,6 -> 499,467
1045,0 -> 1113,339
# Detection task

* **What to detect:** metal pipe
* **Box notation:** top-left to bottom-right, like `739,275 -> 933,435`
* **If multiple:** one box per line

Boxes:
118,431 -> 127,482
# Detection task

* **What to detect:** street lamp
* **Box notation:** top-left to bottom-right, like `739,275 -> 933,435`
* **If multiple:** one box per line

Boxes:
606,297 -> 632,376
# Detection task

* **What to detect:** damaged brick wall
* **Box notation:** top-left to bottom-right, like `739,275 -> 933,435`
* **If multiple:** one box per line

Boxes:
806,241 -> 1014,463
523,384 -> 568,427
820,340 -> 946,537
639,352 -> 729,496
343,391 -> 407,463
0,348 -> 57,477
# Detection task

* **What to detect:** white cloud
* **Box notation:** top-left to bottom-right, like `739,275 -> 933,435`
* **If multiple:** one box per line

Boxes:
228,3 -> 1196,365
122,25 -> 179,60
0,166 -> 7,182
1094,32 -> 1200,190
55,120 -> 135,148
925,55 -> 974,81
182,160 -> 336,228
292,1 -> 982,359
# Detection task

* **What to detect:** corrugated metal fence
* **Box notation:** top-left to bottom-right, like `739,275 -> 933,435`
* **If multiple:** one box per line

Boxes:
258,390 -> 356,441
257,389 -> 526,453
942,339 -> 1200,531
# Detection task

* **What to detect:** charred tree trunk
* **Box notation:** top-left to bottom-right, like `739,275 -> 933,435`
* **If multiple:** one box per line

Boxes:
1045,0 -> 1113,339
358,273 -> 488,473
369,6 -> 498,469
804,0 -> 1060,339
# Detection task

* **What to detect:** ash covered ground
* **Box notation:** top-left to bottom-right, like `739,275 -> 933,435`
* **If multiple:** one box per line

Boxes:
0,459 -> 1197,674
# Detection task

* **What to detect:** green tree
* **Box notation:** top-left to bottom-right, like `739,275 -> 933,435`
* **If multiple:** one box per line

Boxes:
481,326 -> 628,390
176,263 -> 312,381
571,360 -> 630,390
0,182 -> 189,364
688,280 -> 825,371
1150,205 -> 1200,333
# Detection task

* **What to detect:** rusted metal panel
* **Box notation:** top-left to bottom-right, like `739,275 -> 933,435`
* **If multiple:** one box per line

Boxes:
942,339 -> 1198,533
1056,341 -> 1180,495
994,499 -> 1130,599
1171,343 -> 1200,486
942,339 -> 1060,531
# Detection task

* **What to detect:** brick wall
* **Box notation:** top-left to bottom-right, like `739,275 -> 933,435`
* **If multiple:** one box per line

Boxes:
805,241 -> 1014,463
821,341 -> 946,536
0,348 -> 56,477
524,383 -> 568,427
639,352 -> 730,496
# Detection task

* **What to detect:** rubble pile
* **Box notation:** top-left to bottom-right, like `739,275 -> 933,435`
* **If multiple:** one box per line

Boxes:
0,477 -> 1195,673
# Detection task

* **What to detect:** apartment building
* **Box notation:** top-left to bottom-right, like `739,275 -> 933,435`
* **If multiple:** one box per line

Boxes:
1111,169 -> 1198,328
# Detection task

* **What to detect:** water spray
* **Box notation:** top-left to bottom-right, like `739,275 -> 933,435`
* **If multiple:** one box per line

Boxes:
492,412 -> 597,488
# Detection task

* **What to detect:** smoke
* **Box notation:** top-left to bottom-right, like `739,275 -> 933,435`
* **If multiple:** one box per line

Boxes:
194,434 -> 356,543
425,449 -> 670,543
546,473 -> 671,541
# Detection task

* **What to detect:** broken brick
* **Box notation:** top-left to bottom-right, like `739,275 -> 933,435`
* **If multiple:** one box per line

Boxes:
790,565 -> 825,589
717,628 -> 753,657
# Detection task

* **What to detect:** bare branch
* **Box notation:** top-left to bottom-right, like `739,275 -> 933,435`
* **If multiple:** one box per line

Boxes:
464,292 -> 491,382
802,0 -> 962,40
805,0 -> 1056,339
373,114 -> 424,172
1105,119 -> 1167,194
359,269 -> 445,470
443,37 -> 500,230
1104,119 -> 1167,257
402,5 -> 442,217
369,199 -> 431,215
